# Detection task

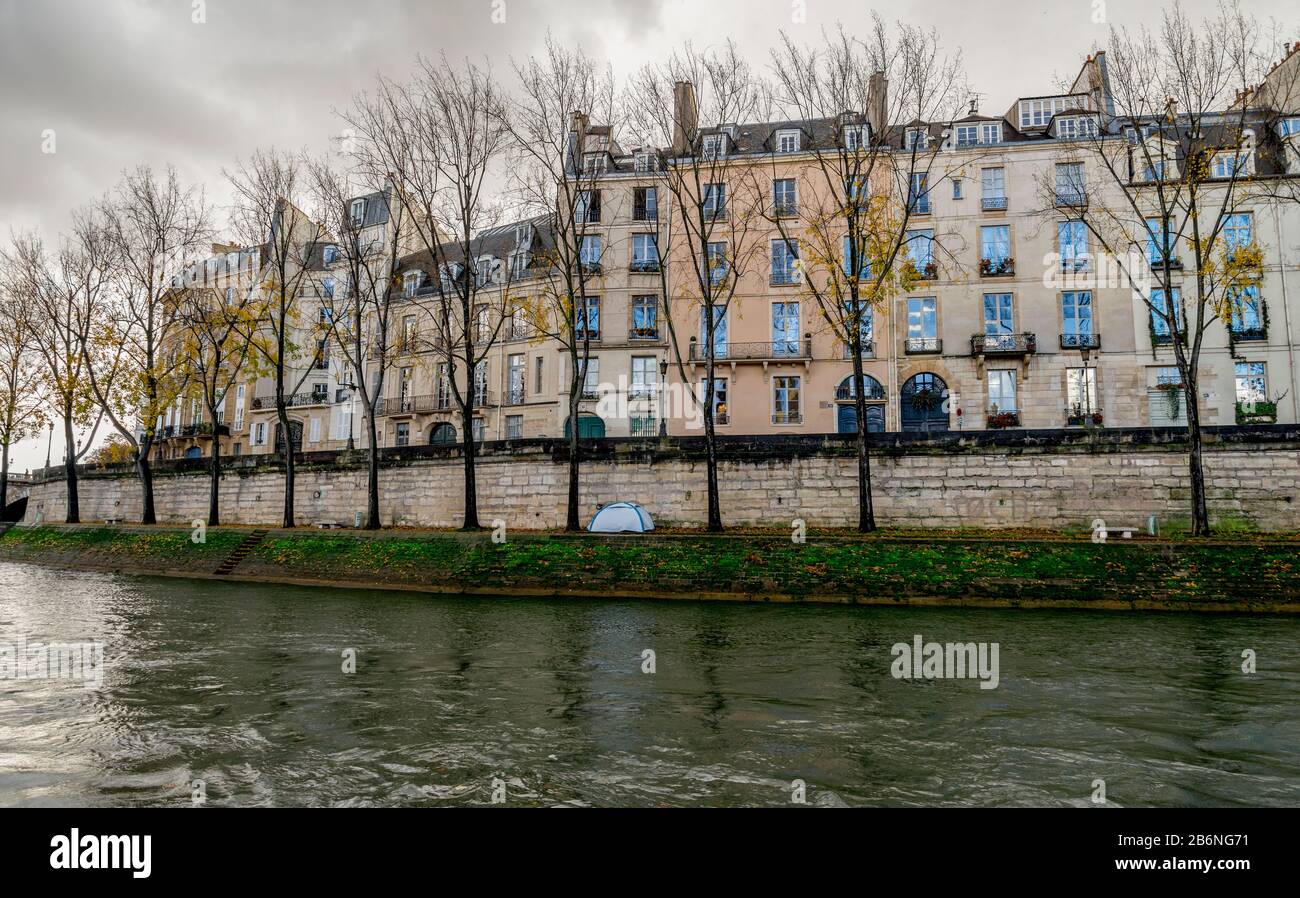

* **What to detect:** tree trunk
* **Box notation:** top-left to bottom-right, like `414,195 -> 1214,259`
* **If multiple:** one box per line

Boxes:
565,389 -> 581,531
278,405 -> 295,528
63,416 -> 80,524
366,411 -> 380,529
136,450 -> 156,525
851,351 -> 876,533
1185,384 -> 1210,536
461,405 -> 479,530
208,427 -> 221,527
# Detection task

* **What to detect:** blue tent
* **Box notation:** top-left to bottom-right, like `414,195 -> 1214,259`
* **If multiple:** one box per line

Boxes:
588,502 -> 655,533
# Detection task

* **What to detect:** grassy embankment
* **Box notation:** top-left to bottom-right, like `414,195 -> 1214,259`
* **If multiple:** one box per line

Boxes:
1,523 -> 1296,611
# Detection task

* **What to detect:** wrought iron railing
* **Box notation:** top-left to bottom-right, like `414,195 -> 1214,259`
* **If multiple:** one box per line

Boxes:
905,337 -> 942,354
688,338 -> 811,361
972,332 -> 1037,355
1060,332 -> 1101,350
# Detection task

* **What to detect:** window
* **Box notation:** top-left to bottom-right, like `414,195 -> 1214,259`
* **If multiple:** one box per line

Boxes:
403,271 -> 420,298
631,357 -> 656,397
507,307 -> 527,341
635,152 -> 657,173
507,354 -> 525,405
772,302 -> 800,355
1058,220 -> 1088,271
703,182 -> 726,218
576,295 -> 600,341
1055,116 -> 1098,139
981,225 -> 1011,271
1146,217 -> 1177,266
773,178 -> 797,215
582,152 -> 605,174
253,422 -> 266,446
1150,288 -> 1182,342
702,134 -> 726,159
1018,96 -> 1079,129
908,172 -> 930,213
307,418 -> 321,444
1055,162 -> 1085,204
225,287 -> 235,305
474,256 -> 494,288
845,300 -> 874,350
1061,291 -> 1093,341
955,124 -> 979,147
905,229 -> 934,274
631,295 -> 658,339
580,356 -> 600,396
576,190 -> 601,224
1067,368 -> 1098,417
633,186 -> 657,221
436,363 -> 451,408
502,415 -> 522,440
981,167 -> 1006,209
322,277 -> 335,299
350,199 -> 366,225
701,378 -> 728,423
631,234 -> 659,271
233,385 -> 245,432
1223,213 -> 1252,255
843,124 -> 868,150
1235,362 -> 1267,404
776,129 -> 801,153
983,293 -> 1014,336
580,235 -> 602,270
473,361 -> 488,406
772,376 -> 801,424
904,127 -> 926,151
701,304 -> 728,358
956,122 -> 1001,146
472,418 -> 485,442
981,122 -> 1002,144
907,297 -> 938,343
952,177 -> 963,199
771,239 -> 799,284
1142,160 -> 1166,182
1211,150 -> 1249,179
1228,285 -> 1263,338
323,245 -> 339,265
843,234 -> 871,279
987,370 -> 1017,414
397,367 -> 412,409
706,242 -> 728,285
534,357 -> 544,394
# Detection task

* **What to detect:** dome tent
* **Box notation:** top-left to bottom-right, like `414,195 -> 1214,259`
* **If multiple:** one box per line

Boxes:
587,502 -> 655,533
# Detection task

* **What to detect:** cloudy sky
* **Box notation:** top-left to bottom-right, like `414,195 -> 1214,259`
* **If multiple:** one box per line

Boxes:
0,0 -> 1293,470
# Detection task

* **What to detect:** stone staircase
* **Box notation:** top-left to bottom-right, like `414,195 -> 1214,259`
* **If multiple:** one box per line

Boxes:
214,529 -> 269,576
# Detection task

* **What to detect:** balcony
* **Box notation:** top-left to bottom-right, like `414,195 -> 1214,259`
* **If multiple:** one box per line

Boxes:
981,196 -> 1008,212
1060,332 -> 1101,350
904,260 -> 938,280
502,389 -> 526,407
703,205 -> 728,221
1066,406 -> 1104,427
251,392 -> 330,410
907,196 -> 931,215
971,333 -> 1037,356
1229,324 -> 1267,342
905,337 -> 942,354
773,202 -> 799,218
181,422 -> 230,439
987,410 -> 1021,429
629,325 -> 660,341
688,338 -> 812,362
376,395 -> 445,416
772,411 -> 803,425
1148,255 -> 1183,271
629,260 -> 660,273
629,417 -> 659,437
1055,190 -> 1087,208
842,340 -> 876,359
979,256 -> 1015,277
770,270 -> 800,286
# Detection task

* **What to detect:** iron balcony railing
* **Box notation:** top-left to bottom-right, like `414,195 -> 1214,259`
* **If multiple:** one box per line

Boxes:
251,392 -> 330,410
905,337 -> 942,354
770,270 -> 800,286
772,411 -> 803,425
629,417 -> 659,437
1060,332 -> 1101,350
835,383 -> 887,401
842,340 -> 876,359
688,338 -> 811,361
972,332 -> 1038,355
629,259 -> 661,273
1056,190 -> 1088,207
981,196 -> 1008,211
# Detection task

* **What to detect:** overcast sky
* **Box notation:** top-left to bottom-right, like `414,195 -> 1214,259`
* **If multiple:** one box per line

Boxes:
1,0 -> 1294,470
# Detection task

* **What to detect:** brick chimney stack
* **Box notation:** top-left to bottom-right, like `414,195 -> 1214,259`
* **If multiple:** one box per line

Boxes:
868,71 -> 888,138
672,80 -> 698,155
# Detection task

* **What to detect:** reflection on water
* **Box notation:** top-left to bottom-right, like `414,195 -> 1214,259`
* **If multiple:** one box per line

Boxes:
0,562 -> 1296,807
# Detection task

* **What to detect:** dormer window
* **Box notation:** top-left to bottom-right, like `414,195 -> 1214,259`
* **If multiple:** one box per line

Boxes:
776,129 -> 801,153
904,127 -> 926,151
1211,149 -> 1251,179
1278,117 -> 1300,138
403,272 -> 420,298
634,152 -> 657,172
1055,116 -> 1098,140
582,152 -> 606,174
842,124 -> 869,151
349,198 -> 366,226
475,256 -> 495,287
323,245 -> 339,265
702,134 -> 726,160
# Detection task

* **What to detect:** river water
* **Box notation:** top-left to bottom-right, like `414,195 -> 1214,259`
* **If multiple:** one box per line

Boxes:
0,562 -> 1296,807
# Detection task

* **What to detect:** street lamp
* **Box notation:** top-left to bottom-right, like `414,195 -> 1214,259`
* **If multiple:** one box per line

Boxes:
44,423 -> 53,471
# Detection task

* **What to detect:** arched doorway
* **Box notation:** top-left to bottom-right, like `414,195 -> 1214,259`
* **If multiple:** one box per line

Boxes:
900,373 -> 950,432
429,422 -> 457,444
274,420 -> 304,453
184,446 -> 202,459
836,374 -> 886,434
563,414 -> 606,438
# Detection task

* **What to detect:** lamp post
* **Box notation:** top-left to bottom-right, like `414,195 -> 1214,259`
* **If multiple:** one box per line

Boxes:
44,423 -> 53,472
658,358 -> 668,437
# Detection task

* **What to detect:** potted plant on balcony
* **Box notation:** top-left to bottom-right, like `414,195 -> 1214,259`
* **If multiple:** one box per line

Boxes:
1155,380 -> 1184,419
986,410 -> 1020,429
979,256 -> 1014,276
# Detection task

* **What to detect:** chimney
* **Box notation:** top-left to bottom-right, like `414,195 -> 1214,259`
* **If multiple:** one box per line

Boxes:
867,71 -> 888,138
567,110 -> 589,173
672,80 -> 698,155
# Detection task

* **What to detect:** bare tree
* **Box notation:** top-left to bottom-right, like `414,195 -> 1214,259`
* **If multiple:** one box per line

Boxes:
502,36 -> 618,531
765,19 -> 967,532
627,41 -> 772,531
1035,2 -> 1300,536
342,56 -> 510,530
84,165 -> 212,524
307,160 -> 410,529
225,148 -> 331,528
0,282 -> 46,512
3,218 -> 113,523
175,278 -> 260,526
